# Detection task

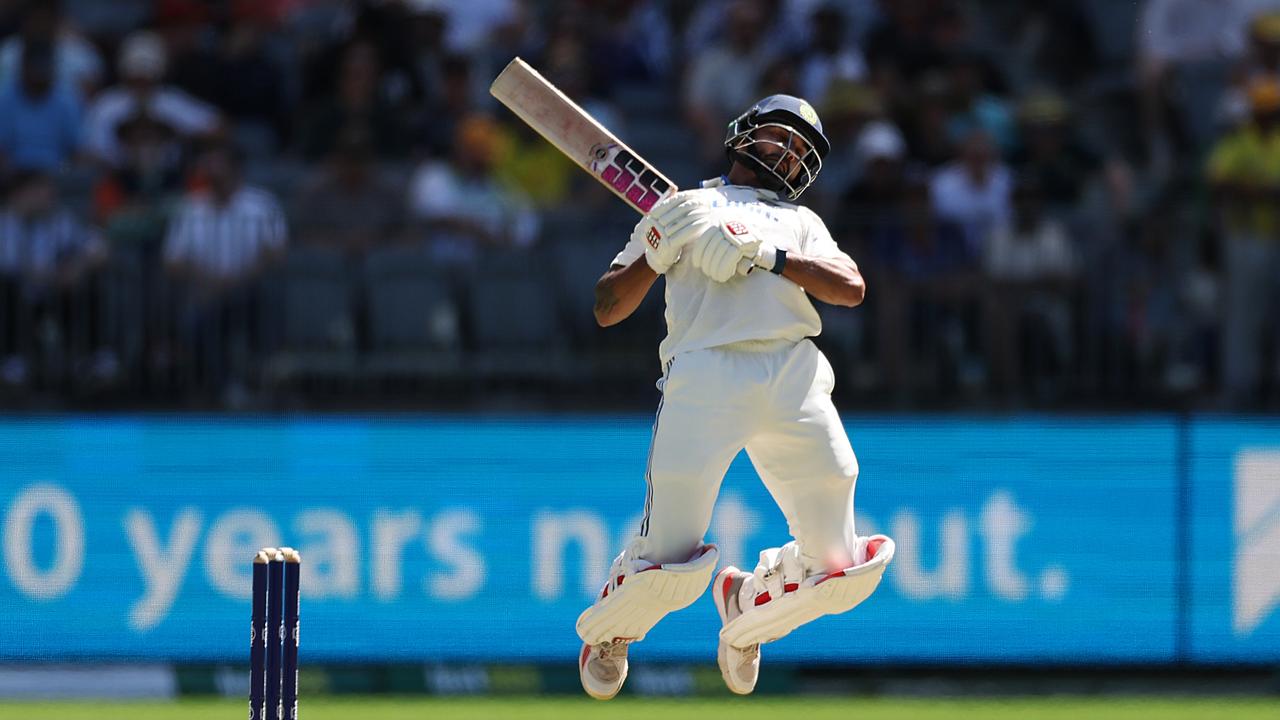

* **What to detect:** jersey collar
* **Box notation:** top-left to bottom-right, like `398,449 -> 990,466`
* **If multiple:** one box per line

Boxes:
700,175 -> 781,200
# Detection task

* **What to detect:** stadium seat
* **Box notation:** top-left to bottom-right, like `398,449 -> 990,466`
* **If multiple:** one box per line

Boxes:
362,245 -> 463,380
468,249 -> 575,382
261,246 -> 358,386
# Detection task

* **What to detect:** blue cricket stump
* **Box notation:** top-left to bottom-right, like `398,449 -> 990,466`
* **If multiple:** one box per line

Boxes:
249,549 -> 272,720
281,548 -> 301,720
249,547 -> 301,720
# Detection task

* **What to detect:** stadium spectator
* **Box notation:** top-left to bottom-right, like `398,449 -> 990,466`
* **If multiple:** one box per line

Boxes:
842,121 -> 909,238
291,128 -> 402,257
681,0 -> 807,61
1123,199 -> 1188,399
61,0 -> 153,39
866,176 -> 981,397
166,9 -> 289,155
495,118 -> 579,210
93,113 -> 184,245
797,3 -> 867,107
0,169 -> 106,290
864,0 -> 965,83
406,114 -> 538,267
413,0 -> 523,56
164,139 -> 286,399
995,0 -> 1100,92
0,170 -> 107,386
417,54 -> 479,159
541,24 -> 624,134
0,38 -> 83,174
944,48 -> 1015,156
1010,90 -> 1097,210
1137,0 -> 1263,174
0,0 -> 103,98
1139,0 -> 1256,76
982,178 -> 1079,398
165,140 -> 286,292
1218,11 -> 1280,129
83,31 -> 222,167
811,81 -> 891,208
901,71 -> 957,167
684,0 -> 774,158
298,40 -> 405,160
579,0 -> 674,90
1206,76 -> 1280,405
930,129 -> 1012,255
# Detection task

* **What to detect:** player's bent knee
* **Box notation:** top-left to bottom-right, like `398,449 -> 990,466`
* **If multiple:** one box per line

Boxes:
721,536 -> 893,648
576,544 -> 719,645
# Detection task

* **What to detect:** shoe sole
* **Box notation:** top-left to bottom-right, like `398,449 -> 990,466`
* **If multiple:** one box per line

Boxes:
579,643 -> 626,701
712,567 -> 756,695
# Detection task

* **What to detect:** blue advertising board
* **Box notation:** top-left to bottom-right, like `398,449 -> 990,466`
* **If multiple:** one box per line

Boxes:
0,416 -> 1275,664
1187,417 -> 1280,662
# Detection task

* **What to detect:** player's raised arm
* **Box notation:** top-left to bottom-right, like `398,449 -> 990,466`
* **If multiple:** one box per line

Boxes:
775,252 -> 865,308
595,193 -> 717,326
593,257 -> 657,327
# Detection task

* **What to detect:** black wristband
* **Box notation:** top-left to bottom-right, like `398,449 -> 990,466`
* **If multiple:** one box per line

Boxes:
770,248 -> 787,274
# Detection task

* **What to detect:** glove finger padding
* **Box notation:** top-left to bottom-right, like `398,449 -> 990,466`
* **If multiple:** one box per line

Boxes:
689,225 -> 718,271
666,215 -> 716,251
662,207 -> 713,239
707,237 -> 742,282
648,192 -> 698,221
651,192 -> 708,228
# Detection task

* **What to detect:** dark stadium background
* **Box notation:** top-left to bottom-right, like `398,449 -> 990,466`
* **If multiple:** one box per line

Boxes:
0,0 -> 1277,714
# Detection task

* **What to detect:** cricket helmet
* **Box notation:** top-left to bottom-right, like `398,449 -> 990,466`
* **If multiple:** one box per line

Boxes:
724,94 -> 830,200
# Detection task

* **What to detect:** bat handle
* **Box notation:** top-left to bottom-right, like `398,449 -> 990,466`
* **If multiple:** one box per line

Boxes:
736,258 -> 755,276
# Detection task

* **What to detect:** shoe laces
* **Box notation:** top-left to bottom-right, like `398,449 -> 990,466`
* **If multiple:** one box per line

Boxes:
598,640 -> 629,660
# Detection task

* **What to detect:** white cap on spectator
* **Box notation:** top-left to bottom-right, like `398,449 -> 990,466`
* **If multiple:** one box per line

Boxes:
855,121 -> 905,163
119,31 -> 167,80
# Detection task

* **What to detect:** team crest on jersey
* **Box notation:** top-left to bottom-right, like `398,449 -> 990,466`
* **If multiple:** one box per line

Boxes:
726,221 -> 748,236
798,101 -> 818,125
646,226 -> 662,249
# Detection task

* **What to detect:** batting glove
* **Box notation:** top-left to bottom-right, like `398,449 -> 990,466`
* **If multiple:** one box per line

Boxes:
633,193 -> 715,274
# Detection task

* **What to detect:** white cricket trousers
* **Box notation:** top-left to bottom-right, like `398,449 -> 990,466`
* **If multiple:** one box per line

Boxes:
635,338 -> 859,574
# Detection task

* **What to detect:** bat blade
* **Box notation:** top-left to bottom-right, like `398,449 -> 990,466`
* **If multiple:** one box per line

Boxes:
489,57 -> 677,215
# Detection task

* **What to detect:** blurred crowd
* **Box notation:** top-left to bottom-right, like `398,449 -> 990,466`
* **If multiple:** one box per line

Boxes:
0,0 -> 1278,410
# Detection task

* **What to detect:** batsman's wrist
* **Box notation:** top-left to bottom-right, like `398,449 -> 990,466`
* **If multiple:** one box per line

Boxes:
644,250 -> 670,274
754,244 -> 784,273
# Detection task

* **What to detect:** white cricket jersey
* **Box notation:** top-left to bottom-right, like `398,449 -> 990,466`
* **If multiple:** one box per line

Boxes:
613,178 -> 851,365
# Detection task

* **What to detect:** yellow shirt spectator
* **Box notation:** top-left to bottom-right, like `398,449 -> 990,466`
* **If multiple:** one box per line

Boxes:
495,124 -> 577,209
1208,79 -> 1280,238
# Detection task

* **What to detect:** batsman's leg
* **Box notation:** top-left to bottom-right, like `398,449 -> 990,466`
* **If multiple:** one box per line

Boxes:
577,349 -> 751,699
712,341 -> 894,690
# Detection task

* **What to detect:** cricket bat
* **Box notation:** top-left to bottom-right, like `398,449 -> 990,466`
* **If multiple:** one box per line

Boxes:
489,57 -> 677,215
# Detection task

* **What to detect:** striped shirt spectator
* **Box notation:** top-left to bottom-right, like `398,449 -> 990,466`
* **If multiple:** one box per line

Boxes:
0,172 -> 104,283
164,186 -> 287,281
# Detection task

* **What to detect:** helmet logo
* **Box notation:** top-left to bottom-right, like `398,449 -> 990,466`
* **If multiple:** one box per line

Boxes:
798,101 -> 818,125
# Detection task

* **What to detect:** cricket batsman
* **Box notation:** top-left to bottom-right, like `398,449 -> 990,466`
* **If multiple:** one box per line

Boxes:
577,95 -> 895,699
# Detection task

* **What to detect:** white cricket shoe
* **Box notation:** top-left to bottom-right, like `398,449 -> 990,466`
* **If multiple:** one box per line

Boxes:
578,640 -> 629,700
713,566 -> 760,695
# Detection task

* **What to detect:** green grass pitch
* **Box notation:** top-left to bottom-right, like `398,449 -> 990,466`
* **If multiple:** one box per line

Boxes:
0,697 -> 1275,720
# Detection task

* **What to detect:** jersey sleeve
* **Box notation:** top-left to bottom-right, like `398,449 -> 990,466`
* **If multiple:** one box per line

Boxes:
611,222 -> 645,267
798,207 -> 850,261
